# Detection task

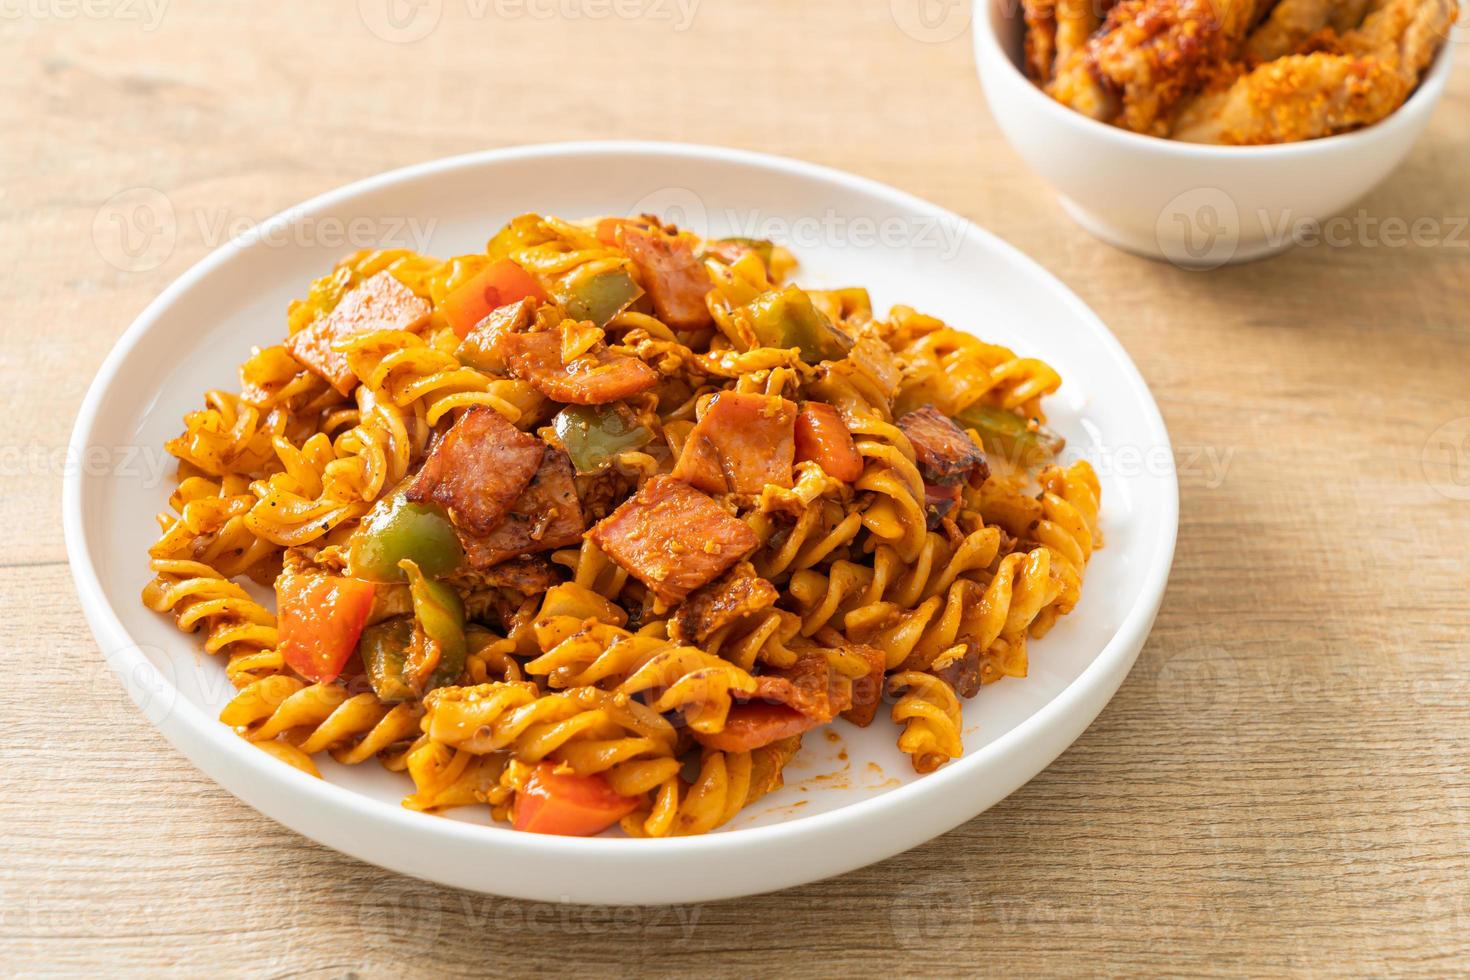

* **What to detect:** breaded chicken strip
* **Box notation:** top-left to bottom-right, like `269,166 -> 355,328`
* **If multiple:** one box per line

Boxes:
1044,0 -> 1119,119
1342,0 -> 1457,74
1245,0 -> 1341,60
1083,0 -> 1270,135
1171,53 -> 1408,142
1172,0 -> 1454,142
1328,0 -> 1377,32
1023,0 -> 1060,83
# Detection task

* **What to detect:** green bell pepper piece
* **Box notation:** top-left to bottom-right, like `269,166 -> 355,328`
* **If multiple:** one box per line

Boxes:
746,286 -> 853,363
399,559 -> 468,692
555,267 -> 643,327
347,493 -> 464,584
359,616 -> 417,703
954,404 -> 1065,467
553,405 -> 653,474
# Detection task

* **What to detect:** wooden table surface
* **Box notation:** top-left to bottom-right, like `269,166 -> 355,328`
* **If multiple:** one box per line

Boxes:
5,0 -> 1468,975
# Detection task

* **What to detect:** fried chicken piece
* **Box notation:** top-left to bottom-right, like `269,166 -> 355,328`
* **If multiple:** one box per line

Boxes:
1044,0 -> 1119,120
1342,0 -> 1457,76
1245,0 -> 1342,61
1171,53 -> 1408,142
1084,0 -> 1270,134
1172,0 -> 1453,143
1023,0 -> 1060,83
1328,0 -> 1377,33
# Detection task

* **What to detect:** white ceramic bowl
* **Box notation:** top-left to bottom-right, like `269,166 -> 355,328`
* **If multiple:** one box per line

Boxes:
972,0 -> 1456,266
65,141 -> 1178,904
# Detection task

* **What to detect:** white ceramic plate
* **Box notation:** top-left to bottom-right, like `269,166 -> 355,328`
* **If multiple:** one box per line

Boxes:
65,142 -> 1177,904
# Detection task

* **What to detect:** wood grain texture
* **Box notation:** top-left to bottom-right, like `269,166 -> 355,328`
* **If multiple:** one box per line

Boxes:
3,0 -> 1468,974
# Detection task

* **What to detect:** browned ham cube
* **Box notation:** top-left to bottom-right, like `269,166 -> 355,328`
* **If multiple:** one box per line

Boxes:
286,271 -> 431,394
897,406 -> 990,486
669,564 -> 779,645
588,475 -> 758,604
459,447 -> 585,568
671,391 -> 796,494
617,225 -> 713,330
501,331 -> 657,405
406,406 -> 543,535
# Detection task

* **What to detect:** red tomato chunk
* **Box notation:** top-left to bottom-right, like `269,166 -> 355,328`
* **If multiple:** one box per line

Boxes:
276,567 -> 376,684
441,260 -> 546,339
793,402 -> 863,482
512,763 -> 640,836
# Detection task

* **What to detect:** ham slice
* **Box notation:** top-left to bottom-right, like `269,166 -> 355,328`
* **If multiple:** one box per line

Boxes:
897,406 -> 990,486
618,225 -> 713,330
931,644 -> 984,699
406,406 -> 543,535
669,564 -> 779,645
694,653 -> 854,752
455,554 -> 562,595
501,330 -> 657,405
747,652 -> 852,721
671,392 -> 796,494
692,703 -> 814,754
287,271 -> 431,394
456,296 -> 536,372
587,475 -> 758,604
459,447 -> 585,569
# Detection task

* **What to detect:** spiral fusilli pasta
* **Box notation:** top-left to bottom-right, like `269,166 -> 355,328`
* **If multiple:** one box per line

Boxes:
142,210 -> 1102,834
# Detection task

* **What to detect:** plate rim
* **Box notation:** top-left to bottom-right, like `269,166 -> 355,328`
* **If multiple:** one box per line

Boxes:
64,140 -> 1178,873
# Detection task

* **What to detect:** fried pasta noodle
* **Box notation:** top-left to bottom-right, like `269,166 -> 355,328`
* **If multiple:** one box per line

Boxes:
142,212 -> 1103,836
